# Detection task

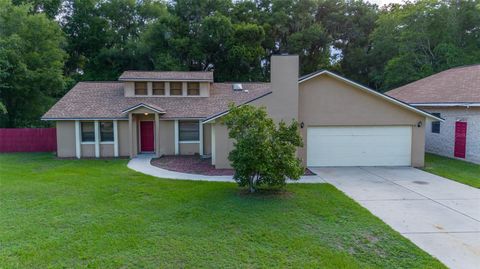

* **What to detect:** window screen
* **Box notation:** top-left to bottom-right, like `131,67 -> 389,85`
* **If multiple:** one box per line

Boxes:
100,122 -> 114,142
187,82 -> 200,96
431,113 -> 441,134
170,82 -> 183,96
179,121 -> 199,141
135,82 -> 148,95
152,82 -> 165,95
81,122 -> 95,142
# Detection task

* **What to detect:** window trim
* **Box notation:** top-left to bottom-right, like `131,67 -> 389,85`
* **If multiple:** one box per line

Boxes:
134,82 -> 148,96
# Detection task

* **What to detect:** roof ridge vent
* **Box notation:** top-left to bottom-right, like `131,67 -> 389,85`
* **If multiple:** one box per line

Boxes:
232,83 -> 243,91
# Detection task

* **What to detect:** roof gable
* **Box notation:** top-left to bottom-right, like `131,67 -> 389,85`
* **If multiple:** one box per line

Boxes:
121,103 -> 166,114
299,70 -> 443,121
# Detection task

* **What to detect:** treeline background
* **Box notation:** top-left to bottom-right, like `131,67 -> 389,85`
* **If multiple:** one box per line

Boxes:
1,0 -> 479,127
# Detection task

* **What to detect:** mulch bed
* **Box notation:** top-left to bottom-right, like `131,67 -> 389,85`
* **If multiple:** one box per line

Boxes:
151,155 -> 234,176
151,155 -> 316,176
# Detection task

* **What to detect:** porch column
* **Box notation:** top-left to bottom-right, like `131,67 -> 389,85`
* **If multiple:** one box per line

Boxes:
128,113 -> 134,158
94,120 -> 100,158
113,120 -> 119,157
199,120 -> 204,156
211,123 -> 216,165
75,120 -> 81,159
155,113 -> 160,157
174,120 -> 179,155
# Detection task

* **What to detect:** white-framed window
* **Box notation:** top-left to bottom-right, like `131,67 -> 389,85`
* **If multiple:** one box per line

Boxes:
81,122 -> 95,142
100,121 -> 114,142
179,120 -> 199,142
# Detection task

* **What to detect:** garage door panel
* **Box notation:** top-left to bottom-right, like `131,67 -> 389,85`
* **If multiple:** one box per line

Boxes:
307,126 -> 412,167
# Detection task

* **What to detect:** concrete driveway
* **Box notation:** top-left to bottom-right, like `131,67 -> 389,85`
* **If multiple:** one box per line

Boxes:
310,166 -> 480,269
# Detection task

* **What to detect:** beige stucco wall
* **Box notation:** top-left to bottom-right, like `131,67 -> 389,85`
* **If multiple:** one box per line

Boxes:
298,74 -> 425,167
100,144 -> 114,157
213,122 -> 234,169
159,120 -> 175,155
81,144 -> 95,157
203,123 -> 212,155
118,120 -> 130,157
56,121 -> 76,157
179,143 -> 199,155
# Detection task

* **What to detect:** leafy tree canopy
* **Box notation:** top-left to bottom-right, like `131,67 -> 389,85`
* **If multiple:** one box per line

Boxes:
0,0 -> 66,127
2,0 -> 480,127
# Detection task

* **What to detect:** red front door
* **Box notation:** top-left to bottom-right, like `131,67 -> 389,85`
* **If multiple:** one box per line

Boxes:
140,121 -> 154,152
454,121 -> 467,158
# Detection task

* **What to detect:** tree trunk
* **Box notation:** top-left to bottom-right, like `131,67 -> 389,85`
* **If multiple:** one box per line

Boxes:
249,176 -> 255,193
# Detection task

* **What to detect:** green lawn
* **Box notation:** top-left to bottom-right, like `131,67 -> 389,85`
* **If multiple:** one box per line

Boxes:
424,153 -> 480,188
0,153 -> 444,268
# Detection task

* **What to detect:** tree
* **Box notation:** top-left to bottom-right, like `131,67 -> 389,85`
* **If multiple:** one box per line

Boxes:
368,0 -> 480,91
223,104 -> 304,193
0,0 -> 66,127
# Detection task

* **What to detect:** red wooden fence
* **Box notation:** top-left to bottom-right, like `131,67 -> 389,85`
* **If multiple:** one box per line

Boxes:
0,128 -> 57,152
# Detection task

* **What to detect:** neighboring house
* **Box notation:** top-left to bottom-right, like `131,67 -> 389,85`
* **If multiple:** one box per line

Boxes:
387,65 -> 480,164
43,55 -> 440,168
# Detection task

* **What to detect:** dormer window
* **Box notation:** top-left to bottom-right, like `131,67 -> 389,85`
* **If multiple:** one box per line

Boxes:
187,82 -> 200,96
135,82 -> 147,95
152,82 -> 165,96
170,82 -> 183,96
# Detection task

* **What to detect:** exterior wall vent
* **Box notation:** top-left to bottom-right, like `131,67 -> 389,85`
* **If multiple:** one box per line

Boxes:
232,83 -> 243,91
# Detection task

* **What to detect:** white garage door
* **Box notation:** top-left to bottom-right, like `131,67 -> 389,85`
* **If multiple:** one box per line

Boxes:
307,126 -> 412,166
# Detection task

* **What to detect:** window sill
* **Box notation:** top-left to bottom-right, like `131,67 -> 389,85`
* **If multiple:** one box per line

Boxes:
179,141 -> 200,144
100,142 -> 114,144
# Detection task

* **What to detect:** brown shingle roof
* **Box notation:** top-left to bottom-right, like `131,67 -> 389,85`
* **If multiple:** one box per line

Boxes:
42,82 -> 271,120
386,65 -> 480,104
118,71 -> 213,81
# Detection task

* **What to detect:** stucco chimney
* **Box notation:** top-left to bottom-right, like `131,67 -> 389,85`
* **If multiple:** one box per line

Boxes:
268,54 -> 299,122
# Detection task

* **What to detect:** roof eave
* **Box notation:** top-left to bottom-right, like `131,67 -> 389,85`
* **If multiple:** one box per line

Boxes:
41,117 -> 128,121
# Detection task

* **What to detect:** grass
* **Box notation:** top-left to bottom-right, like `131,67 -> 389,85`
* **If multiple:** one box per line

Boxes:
0,153 -> 445,268
423,153 -> 480,188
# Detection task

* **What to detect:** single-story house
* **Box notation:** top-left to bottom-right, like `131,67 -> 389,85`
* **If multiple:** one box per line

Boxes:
387,65 -> 480,164
42,55 -> 441,168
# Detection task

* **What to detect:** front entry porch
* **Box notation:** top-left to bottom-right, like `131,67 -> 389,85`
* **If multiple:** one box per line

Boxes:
124,103 -> 211,159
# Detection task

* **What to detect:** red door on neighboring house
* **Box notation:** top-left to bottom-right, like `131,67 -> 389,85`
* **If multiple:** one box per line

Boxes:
454,121 -> 467,158
140,121 -> 154,152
